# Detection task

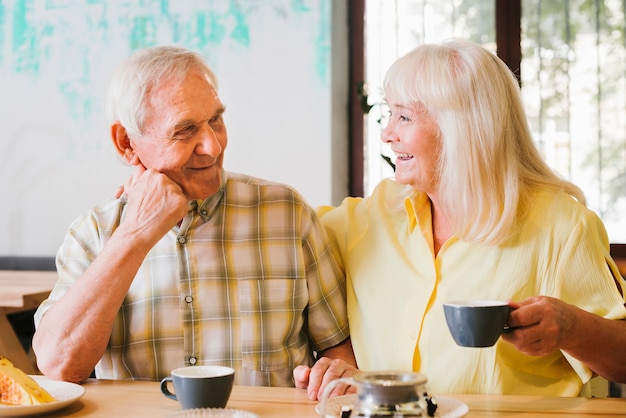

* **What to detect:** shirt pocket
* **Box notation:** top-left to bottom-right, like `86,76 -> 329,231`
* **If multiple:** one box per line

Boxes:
238,278 -> 312,381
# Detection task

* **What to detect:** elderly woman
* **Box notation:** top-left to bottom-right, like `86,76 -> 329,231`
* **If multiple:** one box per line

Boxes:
317,39 -> 626,395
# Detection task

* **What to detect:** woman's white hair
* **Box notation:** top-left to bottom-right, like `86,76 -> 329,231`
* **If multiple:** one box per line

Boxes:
106,45 -> 218,137
384,39 -> 585,245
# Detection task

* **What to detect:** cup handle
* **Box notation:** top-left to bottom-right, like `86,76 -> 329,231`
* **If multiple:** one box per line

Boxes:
502,306 -> 518,333
160,376 -> 177,401
318,377 -> 354,417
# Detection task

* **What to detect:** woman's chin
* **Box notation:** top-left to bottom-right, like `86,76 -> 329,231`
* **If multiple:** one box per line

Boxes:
394,172 -> 429,192
393,170 -> 412,185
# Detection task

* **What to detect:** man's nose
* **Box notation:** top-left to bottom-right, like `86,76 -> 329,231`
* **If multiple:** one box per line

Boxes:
196,125 -> 222,156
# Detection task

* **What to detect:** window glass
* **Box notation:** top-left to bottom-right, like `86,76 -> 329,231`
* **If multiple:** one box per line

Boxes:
521,0 -> 626,242
364,0 -> 626,242
364,0 -> 495,194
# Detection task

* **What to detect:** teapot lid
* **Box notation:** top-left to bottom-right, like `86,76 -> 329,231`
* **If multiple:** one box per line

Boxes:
349,371 -> 432,415
353,371 -> 427,387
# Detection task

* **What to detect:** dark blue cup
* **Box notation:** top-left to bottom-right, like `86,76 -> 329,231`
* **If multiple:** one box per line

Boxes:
443,300 -> 511,347
160,365 -> 235,409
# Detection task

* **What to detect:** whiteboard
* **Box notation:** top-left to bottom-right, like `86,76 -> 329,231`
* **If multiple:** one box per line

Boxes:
0,0 -> 347,256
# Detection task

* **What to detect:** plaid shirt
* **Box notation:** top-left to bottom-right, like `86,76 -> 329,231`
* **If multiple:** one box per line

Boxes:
35,171 -> 349,386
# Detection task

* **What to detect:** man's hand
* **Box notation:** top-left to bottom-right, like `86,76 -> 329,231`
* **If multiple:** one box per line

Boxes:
115,154 -> 142,199
294,358 -> 357,401
294,338 -> 358,400
119,163 -> 188,244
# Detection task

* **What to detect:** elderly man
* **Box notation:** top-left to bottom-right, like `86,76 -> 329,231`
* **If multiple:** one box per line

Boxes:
33,45 -> 355,400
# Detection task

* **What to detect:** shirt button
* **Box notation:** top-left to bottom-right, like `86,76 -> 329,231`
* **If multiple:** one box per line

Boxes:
189,357 -> 197,365
200,209 -> 207,216
177,236 -> 187,244
185,295 -> 193,303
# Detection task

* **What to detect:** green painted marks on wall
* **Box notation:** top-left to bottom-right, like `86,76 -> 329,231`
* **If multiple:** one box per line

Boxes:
0,0 -> 333,135
10,0 -> 40,75
315,0 -> 330,83
228,0 -> 250,47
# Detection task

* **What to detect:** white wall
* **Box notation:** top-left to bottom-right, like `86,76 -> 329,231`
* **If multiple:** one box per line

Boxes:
0,0 -> 348,256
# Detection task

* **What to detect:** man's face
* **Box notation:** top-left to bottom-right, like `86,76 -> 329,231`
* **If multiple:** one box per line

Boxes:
128,68 -> 228,200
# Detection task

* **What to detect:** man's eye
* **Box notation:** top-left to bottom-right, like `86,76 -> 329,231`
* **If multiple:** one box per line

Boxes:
209,115 -> 224,126
399,115 -> 411,122
173,126 -> 197,140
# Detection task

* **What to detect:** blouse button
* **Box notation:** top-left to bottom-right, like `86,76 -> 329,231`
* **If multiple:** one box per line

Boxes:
185,295 -> 193,303
177,236 -> 187,245
189,356 -> 197,365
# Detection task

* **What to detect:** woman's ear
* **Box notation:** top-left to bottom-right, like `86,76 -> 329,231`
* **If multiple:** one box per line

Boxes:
111,122 -> 138,165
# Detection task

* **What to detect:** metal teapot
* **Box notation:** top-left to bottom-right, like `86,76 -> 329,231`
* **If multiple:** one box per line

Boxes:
318,371 -> 437,417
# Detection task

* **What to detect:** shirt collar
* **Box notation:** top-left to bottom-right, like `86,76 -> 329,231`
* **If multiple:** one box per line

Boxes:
403,190 -> 432,234
193,169 -> 228,221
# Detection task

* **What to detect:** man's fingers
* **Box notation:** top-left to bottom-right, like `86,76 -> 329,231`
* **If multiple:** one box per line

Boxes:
309,358 -> 358,401
116,163 -> 147,198
293,365 -> 310,389
306,359 -> 328,400
114,185 -> 125,199
325,380 -> 356,398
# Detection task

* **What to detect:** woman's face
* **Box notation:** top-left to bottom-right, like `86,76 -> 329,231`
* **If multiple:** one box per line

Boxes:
381,96 -> 442,194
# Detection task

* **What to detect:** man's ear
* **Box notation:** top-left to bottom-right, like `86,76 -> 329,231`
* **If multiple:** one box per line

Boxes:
111,122 -> 138,164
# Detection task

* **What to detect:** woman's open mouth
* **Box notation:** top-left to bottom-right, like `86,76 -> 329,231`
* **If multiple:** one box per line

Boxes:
395,152 -> 413,161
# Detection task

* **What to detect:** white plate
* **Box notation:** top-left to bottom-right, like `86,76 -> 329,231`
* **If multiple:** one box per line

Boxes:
316,394 -> 469,418
0,375 -> 85,417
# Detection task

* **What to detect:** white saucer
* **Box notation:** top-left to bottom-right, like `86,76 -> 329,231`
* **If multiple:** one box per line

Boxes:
0,375 -> 85,417
170,409 -> 259,418
316,393 -> 469,418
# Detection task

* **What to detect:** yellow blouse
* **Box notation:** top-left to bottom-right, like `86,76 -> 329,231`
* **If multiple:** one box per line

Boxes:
318,178 -> 626,396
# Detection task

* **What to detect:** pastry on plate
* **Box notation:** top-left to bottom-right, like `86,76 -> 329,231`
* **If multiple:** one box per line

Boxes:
0,356 -> 56,406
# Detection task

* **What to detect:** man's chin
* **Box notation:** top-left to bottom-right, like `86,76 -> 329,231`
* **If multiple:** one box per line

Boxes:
183,183 -> 221,201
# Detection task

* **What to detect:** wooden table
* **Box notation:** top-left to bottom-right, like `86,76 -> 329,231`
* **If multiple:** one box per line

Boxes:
29,380 -> 626,417
0,270 -> 57,374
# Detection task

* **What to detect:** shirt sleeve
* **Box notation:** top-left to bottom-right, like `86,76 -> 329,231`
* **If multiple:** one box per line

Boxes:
34,201 -> 119,328
552,209 -> 626,381
301,203 -> 350,352
553,210 -> 626,317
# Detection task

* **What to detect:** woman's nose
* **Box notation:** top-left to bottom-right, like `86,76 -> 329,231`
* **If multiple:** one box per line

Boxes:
380,124 -> 397,144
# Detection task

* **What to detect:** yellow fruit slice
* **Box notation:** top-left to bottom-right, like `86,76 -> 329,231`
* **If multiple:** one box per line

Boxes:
0,356 -> 56,406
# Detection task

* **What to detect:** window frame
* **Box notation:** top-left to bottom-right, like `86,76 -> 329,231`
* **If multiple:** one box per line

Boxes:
348,0 -> 522,197
348,0 -> 624,246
